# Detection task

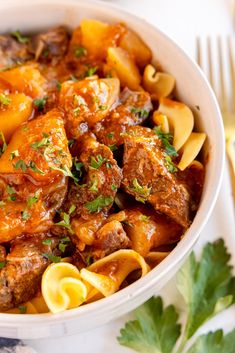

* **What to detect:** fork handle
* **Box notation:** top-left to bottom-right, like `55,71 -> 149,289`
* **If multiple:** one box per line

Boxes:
226,136 -> 235,200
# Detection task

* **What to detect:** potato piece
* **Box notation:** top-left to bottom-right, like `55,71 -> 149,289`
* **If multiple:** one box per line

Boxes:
0,108 -> 72,183
143,64 -> 175,98
107,47 -> 141,90
80,19 -> 125,60
0,65 -> 47,98
119,29 -> 152,68
158,98 -> 194,151
0,93 -> 33,142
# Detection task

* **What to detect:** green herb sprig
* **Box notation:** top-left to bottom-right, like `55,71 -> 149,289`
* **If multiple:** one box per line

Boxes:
118,239 -> 235,353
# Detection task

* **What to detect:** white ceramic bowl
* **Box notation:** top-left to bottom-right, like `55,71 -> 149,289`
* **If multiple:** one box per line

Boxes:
0,0 -> 224,339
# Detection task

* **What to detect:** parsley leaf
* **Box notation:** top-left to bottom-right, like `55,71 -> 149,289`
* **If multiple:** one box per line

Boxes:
108,144 -> 117,152
90,155 -> 106,169
21,209 -> 30,220
74,46 -> 87,58
31,134 -> 50,150
33,96 -> 48,111
128,178 -> 151,203
164,155 -> 178,173
85,195 -> 113,213
14,159 -> 27,172
19,305 -> 27,314
11,30 -> 29,44
85,66 -> 98,77
118,296 -> 181,353
154,126 -> 178,157
9,149 -> 19,161
27,192 -> 39,207
0,261 -> 6,269
55,205 -> 76,233
42,239 -> 52,246
177,239 -> 235,339
0,93 -> 11,106
43,253 -> 61,263
187,329 -> 235,353
130,107 -> 149,119
28,161 -> 45,175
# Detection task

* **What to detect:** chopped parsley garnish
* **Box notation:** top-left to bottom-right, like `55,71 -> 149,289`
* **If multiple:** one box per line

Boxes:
85,195 -> 113,213
68,139 -> 75,148
128,178 -> 151,203
164,155 -> 178,173
108,144 -> 117,152
74,46 -> 87,58
58,237 -> 71,253
0,131 -> 7,157
99,105 -> 107,111
6,185 -> 16,201
55,205 -> 76,233
154,126 -> 178,157
89,177 -> 99,193
33,96 -> 48,111
11,30 -> 29,44
21,209 -> 30,220
0,93 -> 11,106
130,107 -> 149,119
19,305 -> 27,314
43,253 -> 61,263
14,160 -> 27,172
85,255 -> 93,266
90,155 -> 106,169
0,261 -> 6,269
30,134 -> 50,150
139,214 -> 150,222
27,192 -> 40,207
9,149 -> 19,161
107,132 -> 114,139
73,107 -> 80,115
28,161 -> 45,175
52,164 -> 78,183
42,239 -> 52,246
72,158 -> 83,179
85,66 -> 98,77
106,162 -> 112,169
111,184 -> 117,191
56,80 -> 62,91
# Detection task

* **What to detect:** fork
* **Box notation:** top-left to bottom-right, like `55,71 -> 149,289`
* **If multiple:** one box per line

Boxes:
196,36 -> 235,199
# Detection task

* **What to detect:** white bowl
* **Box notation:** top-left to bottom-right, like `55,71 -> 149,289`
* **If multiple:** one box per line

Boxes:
0,0 -> 224,339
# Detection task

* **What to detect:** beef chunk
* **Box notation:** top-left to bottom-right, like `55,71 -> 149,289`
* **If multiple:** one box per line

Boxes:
122,126 -> 191,228
29,26 -> 69,64
94,88 -> 152,146
93,220 -> 130,254
0,234 -> 59,311
0,35 -> 32,68
65,135 -> 122,219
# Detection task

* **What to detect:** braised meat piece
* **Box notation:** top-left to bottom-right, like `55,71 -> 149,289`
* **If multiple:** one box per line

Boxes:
71,212 -> 130,264
0,35 -> 32,69
94,88 -> 152,146
65,135 -> 122,219
0,234 -> 59,311
29,26 -> 69,64
59,78 -> 120,140
123,208 -> 182,256
122,126 -> 190,228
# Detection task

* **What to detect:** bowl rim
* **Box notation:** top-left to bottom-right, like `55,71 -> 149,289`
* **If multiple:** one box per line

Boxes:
0,0 -> 225,330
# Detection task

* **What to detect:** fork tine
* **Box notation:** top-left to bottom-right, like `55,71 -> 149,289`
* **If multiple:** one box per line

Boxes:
206,37 -> 215,91
196,37 -> 202,67
217,36 -> 227,111
227,36 -> 235,112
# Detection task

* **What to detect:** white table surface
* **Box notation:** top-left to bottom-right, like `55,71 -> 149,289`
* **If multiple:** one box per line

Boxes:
24,0 -> 235,352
